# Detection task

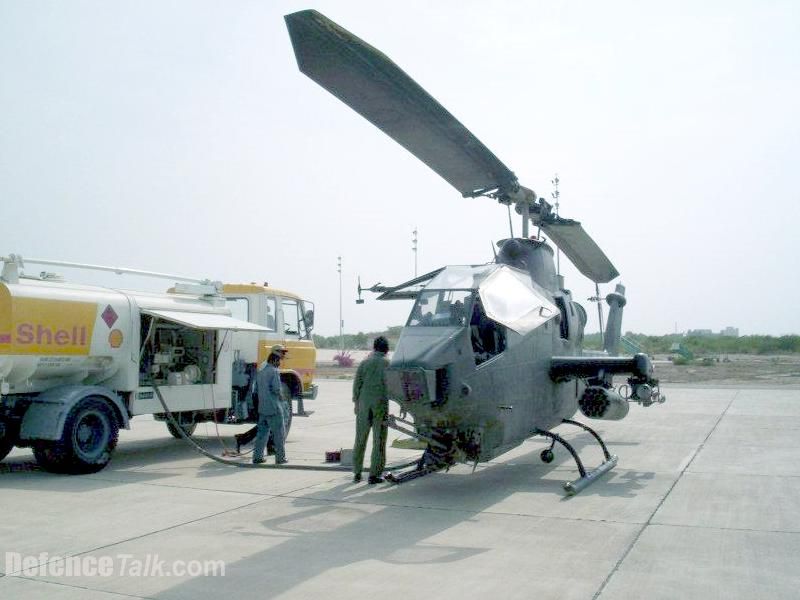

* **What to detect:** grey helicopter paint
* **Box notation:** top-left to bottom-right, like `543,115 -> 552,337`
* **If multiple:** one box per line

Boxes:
285,10 -> 664,493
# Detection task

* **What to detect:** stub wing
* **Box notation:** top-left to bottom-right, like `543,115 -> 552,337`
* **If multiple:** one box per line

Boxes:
372,268 -> 445,301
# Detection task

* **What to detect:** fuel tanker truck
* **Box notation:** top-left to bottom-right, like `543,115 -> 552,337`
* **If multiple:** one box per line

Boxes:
0,254 -> 317,474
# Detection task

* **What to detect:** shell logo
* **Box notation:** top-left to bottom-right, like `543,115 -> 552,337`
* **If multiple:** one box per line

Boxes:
108,329 -> 124,348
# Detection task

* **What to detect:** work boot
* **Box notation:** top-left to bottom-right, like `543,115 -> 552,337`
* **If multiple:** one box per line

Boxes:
353,473 -> 362,483
367,475 -> 384,484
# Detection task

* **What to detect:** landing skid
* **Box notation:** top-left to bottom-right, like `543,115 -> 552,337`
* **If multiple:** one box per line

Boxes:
384,446 -> 454,484
384,463 -> 440,484
535,419 -> 618,496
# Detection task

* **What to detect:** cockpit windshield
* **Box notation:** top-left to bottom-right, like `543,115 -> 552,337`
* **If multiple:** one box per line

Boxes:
407,290 -> 472,327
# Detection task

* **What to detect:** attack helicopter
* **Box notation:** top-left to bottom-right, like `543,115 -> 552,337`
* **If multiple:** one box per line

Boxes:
285,10 -> 665,494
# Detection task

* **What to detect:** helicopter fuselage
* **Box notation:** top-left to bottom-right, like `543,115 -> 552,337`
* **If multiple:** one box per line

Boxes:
386,238 -> 590,462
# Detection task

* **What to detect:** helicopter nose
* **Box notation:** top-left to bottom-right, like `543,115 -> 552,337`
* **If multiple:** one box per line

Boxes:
388,366 -> 452,408
399,369 -> 430,403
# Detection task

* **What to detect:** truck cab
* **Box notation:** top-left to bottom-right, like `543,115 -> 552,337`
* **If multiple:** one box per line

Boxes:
221,284 -> 317,404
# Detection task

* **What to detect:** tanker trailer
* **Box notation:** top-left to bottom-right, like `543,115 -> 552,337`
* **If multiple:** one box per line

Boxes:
0,255 -> 267,473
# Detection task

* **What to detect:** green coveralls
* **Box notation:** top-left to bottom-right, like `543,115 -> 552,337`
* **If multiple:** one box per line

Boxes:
352,350 -> 389,478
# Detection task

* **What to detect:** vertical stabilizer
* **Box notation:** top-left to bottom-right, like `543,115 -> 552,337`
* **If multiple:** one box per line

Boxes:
603,284 -> 627,355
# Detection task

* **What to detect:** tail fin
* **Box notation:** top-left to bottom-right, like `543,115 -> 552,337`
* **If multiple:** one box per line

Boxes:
603,284 -> 627,356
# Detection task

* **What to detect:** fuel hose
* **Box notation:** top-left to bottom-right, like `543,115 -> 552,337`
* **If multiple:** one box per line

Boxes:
153,383 -> 352,472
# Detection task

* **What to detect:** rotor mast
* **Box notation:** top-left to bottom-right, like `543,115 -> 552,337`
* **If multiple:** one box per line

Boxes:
496,185 -> 538,239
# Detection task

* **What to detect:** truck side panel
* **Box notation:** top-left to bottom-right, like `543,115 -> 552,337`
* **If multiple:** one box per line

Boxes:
19,384 -> 130,441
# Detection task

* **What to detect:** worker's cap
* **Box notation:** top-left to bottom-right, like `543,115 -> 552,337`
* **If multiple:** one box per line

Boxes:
270,344 -> 288,355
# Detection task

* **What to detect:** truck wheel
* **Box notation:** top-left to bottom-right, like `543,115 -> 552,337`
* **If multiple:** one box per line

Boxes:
33,397 -> 119,474
0,437 -> 13,462
0,419 -> 15,461
167,421 -> 197,439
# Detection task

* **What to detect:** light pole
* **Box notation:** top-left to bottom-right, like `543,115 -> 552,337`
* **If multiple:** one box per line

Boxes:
551,174 -> 560,276
412,228 -> 418,277
337,256 -> 343,352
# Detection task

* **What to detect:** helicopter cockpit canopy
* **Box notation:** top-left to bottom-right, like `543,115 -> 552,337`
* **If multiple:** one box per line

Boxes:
408,265 -> 558,336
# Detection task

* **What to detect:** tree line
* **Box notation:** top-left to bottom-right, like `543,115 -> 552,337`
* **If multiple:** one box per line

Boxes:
314,326 -> 403,350
316,329 -> 800,355
584,333 -> 800,355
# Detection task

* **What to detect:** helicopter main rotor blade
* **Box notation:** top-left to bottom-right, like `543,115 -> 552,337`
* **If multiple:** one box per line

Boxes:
540,219 -> 619,283
285,10 -> 518,198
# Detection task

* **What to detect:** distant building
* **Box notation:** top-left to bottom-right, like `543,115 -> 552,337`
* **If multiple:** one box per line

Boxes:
686,327 -> 739,338
687,329 -> 714,337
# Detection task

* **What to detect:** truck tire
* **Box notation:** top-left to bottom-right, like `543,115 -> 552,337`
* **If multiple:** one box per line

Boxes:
167,421 -> 197,439
33,397 -> 119,474
0,436 -> 13,462
0,419 -> 15,461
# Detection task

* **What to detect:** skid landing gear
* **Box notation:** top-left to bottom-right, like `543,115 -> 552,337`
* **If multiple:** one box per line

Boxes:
384,444 -> 455,484
535,419 -> 618,496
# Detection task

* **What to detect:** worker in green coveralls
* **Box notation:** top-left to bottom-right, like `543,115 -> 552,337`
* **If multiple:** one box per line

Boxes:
352,336 -> 390,484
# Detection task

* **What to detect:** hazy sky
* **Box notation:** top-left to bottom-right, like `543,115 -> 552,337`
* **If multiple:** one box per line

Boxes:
2,1 -> 799,337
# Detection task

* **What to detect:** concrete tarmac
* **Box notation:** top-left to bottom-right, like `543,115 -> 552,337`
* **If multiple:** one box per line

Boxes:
1,381 -> 799,599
